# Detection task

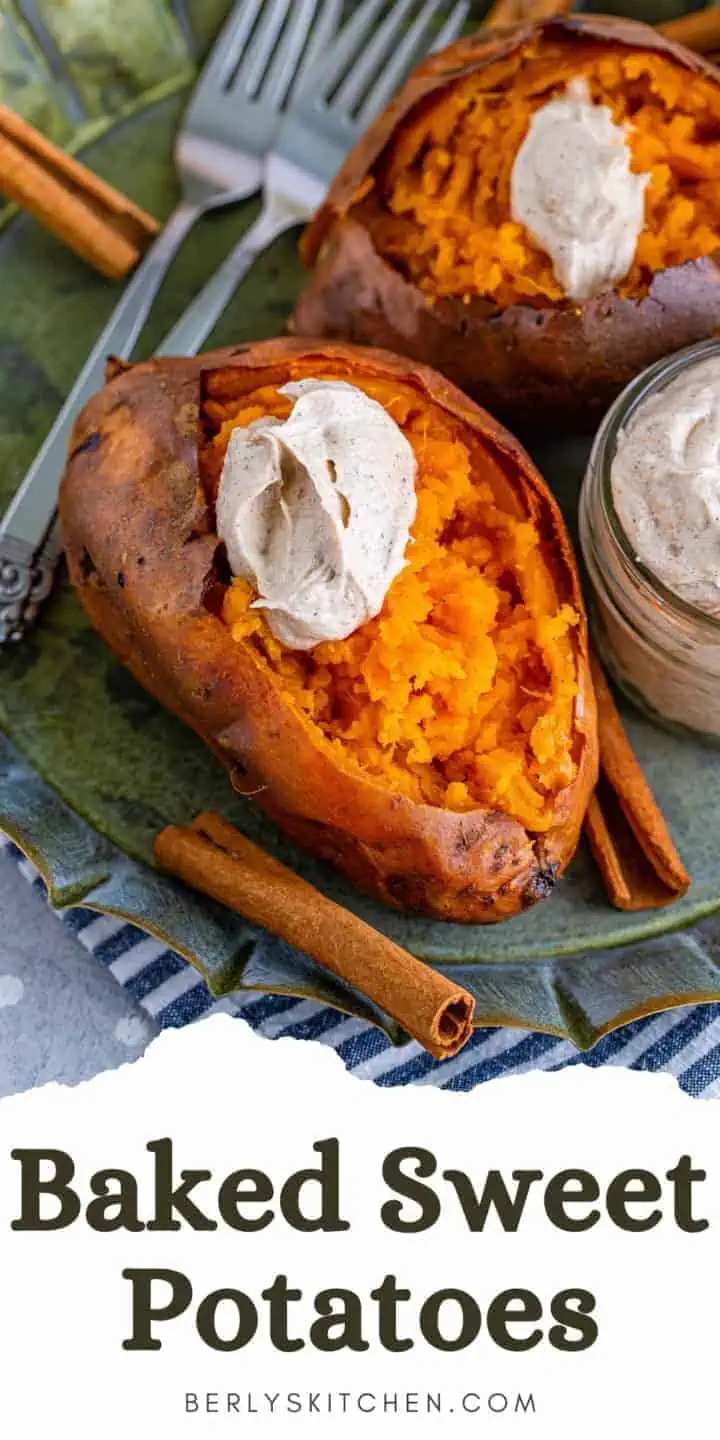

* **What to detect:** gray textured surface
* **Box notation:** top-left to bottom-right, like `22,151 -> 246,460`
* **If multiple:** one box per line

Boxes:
0,850 -> 158,1095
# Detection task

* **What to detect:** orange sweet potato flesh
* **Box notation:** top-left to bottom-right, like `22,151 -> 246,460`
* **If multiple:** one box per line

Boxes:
293,15 -> 720,432
60,338 -> 597,922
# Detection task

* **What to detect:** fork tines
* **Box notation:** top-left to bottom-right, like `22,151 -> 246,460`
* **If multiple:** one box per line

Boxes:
316,0 -> 469,119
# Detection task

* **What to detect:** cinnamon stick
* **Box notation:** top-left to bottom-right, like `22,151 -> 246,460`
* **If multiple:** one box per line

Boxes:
155,812 -> 475,1060
660,8 -> 720,56
481,1 -> 720,52
482,0 -> 574,25
585,792 -> 634,911
0,105 -> 158,280
585,654 -> 690,911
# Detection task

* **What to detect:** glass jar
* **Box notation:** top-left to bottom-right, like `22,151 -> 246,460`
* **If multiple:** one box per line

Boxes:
579,338 -> 720,744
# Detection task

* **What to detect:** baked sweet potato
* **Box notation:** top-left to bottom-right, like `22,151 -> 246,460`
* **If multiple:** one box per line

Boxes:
293,15 -> 720,432
60,338 -> 597,922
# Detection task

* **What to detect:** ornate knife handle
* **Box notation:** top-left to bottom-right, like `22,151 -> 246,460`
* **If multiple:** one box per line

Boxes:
0,523 -> 63,645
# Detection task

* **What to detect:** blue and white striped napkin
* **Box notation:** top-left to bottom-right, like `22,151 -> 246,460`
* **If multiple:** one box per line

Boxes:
4,835 -> 720,1098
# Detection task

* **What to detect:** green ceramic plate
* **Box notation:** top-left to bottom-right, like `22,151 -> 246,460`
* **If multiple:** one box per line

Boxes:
2,0 -> 719,1049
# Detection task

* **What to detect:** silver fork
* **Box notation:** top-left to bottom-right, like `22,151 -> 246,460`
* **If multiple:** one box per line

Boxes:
159,0 -> 469,357
0,0 -> 340,645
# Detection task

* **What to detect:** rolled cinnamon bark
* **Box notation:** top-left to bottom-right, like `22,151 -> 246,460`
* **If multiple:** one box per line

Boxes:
585,655 -> 690,911
660,8 -> 720,56
483,0 -> 574,25
0,104 -> 158,279
155,812 -> 475,1060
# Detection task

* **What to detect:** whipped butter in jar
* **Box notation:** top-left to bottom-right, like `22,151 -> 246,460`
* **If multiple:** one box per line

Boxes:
579,339 -> 720,742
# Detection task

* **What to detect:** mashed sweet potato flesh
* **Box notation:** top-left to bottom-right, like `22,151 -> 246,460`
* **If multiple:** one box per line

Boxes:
207,368 -> 578,832
357,40 -> 720,309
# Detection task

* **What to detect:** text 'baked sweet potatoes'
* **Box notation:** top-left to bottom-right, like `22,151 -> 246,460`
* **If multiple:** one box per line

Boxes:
60,338 -> 597,922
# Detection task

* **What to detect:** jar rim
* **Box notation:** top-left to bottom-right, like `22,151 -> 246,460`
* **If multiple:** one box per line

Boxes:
589,337 -> 720,640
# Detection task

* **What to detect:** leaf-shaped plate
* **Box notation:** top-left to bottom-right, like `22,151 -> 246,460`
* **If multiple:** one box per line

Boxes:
1,0 -> 719,1050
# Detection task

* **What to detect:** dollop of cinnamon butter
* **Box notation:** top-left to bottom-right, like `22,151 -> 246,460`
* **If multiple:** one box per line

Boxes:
216,379 -> 417,649
510,76 -> 649,301
611,355 -> 720,617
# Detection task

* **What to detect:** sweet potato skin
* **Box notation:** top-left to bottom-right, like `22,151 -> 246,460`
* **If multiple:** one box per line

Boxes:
292,15 -> 720,433
60,338 -> 597,922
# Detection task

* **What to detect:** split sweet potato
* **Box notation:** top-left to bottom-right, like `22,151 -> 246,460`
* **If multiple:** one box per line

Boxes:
293,16 -> 720,432
60,338 -> 597,922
